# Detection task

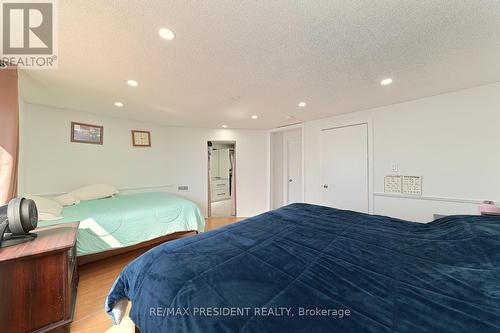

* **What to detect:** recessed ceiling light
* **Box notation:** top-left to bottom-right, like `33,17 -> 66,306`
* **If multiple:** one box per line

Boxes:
298,102 -> 306,107
159,28 -> 176,40
251,115 -> 258,119
127,80 -> 138,87
380,78 -> 393,85
114,102 -> 124,107
222,125 -> 228,128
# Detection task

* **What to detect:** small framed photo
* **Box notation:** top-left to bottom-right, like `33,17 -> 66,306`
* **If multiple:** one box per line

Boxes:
132,130 -> 151,147
71,122 -> 103,145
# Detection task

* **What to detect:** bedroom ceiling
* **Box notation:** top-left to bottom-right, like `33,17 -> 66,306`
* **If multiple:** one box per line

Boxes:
19,0 -> 500,129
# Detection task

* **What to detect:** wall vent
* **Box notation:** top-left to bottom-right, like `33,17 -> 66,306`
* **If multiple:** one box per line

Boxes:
177,185 -> 189,191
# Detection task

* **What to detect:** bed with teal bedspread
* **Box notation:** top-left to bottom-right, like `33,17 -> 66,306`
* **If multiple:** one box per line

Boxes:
38,192 -> 205,256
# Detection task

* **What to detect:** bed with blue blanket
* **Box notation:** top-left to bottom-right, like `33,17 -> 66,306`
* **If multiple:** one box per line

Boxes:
106,203 -> 500,332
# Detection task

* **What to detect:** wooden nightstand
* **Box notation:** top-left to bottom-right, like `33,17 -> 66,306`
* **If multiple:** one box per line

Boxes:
0,222 -> 79,333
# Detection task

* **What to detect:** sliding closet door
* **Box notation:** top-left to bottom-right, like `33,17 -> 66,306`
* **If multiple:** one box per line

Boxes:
320,124 -> 368,213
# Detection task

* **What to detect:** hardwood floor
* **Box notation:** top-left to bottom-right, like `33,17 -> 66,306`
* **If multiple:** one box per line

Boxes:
70,217 -> 244,333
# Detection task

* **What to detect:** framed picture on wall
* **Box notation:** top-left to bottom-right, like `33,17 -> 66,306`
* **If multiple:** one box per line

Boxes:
71,122 -> 103,145
132,130 -> 151,147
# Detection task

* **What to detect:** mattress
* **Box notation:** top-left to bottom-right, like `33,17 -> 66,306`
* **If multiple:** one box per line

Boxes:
38,192 -> 205,256
106,203 -> 500,332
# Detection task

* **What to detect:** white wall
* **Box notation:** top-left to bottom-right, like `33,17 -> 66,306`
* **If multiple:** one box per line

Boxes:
19,104 -> 173,195
19,103 -> 268,217
304,83 -> 500,222
21,83 -> 500,222
167,127 -> 268,217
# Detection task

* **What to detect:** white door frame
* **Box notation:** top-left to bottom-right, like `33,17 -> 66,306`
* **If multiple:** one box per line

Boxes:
267,124 -> 305,210
282,131 -> 302,205
207,141 -> 237,218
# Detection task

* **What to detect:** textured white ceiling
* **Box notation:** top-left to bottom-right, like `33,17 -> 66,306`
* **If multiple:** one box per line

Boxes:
20,0 -> 500,129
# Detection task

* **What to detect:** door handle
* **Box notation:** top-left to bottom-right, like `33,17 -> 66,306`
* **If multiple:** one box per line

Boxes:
322,184 -> 328,189
288,179 -> 293,183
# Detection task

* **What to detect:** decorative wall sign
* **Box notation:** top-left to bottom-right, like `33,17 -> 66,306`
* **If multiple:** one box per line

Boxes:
132,130 -> 151,147
71,122 -> 103,145
402,175 -> 423,196
384,175 -> 402,194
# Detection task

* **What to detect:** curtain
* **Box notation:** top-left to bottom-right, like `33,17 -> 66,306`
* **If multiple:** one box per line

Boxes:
0,68 -> 19,205
229,150 -> 236,216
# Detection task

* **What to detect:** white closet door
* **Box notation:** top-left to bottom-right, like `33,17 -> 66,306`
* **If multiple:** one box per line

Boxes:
285,135 -> 302,204
320,124 -> 368,213
210,149 -> 220,178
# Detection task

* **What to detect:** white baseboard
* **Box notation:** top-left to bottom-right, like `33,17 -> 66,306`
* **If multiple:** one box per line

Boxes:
373,192 -> 489,205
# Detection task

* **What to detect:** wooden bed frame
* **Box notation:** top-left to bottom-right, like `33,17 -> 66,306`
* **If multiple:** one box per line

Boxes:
77,230 -> 197,266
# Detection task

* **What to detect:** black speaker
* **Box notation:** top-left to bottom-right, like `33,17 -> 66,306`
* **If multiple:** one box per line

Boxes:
0,198 -> 38,248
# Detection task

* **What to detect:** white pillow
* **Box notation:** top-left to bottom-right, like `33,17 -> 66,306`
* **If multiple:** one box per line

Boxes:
26,195 -> 63,216
38,212 -> 64,221
54,193 -> 80,206
72,184 -> 119,201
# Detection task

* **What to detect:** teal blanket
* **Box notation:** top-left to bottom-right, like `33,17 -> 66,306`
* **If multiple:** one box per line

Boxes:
38,192 -> 205,256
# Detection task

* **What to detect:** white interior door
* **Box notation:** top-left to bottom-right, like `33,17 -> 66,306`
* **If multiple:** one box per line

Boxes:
320,124 -> 368,213
285,135 -> 302,204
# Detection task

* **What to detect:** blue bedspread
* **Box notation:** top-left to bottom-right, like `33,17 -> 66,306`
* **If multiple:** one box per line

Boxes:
106,203 -> 500,332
